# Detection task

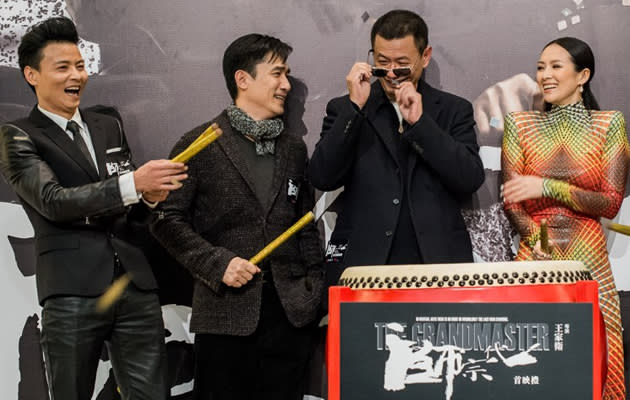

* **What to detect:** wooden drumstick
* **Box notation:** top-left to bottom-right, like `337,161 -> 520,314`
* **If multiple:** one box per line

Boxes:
249,211 -> 315,265
169,123 -> 222,186
606,222 -> 630,236
540,219 -> 550,254
96,273 -> 131,313
171,123 -> 222,164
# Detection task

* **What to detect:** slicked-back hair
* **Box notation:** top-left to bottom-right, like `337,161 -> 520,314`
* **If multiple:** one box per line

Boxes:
371,10 -> 429,52
222,33 -> 292,100
542,37 -> 600,111
18,17 -> 79,92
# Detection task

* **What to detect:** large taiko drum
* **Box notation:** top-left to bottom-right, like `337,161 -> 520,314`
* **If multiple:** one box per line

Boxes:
328,260 -> 606,400
338,260 -> 592,289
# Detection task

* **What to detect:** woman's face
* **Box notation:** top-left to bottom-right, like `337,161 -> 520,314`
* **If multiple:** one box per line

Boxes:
536,44 -> 589,107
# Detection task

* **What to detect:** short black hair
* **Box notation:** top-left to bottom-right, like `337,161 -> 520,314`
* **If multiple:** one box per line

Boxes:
371,10 -> 428,52
18,17 -> 79,92
222,33 -> 292,100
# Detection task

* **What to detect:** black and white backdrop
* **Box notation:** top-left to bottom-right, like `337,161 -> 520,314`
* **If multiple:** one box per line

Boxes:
1,0 -> 630,398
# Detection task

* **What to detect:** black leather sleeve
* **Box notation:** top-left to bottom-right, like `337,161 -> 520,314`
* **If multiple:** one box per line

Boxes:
0,124 -> 126,222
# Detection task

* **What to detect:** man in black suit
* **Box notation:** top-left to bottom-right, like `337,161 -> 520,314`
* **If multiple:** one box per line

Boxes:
151,34 -> 324,399
0,17 -> 187,399
308,10 -> 485,286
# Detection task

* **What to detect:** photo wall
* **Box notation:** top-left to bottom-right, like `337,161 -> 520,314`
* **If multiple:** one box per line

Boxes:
1,1 -> 629,398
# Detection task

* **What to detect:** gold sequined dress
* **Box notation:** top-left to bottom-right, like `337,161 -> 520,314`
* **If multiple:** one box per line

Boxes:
502,102 -> 629,399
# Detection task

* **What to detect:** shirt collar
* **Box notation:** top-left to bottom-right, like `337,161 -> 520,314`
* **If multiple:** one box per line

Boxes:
38,105 -> 84,132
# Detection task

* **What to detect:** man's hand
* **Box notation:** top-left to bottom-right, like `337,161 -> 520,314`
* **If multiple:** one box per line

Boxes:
394,81 -> 423,125
346,62 -> 373,109
222,257 -> 261,288
133,160 -> 188,194
502,175 -> 543,203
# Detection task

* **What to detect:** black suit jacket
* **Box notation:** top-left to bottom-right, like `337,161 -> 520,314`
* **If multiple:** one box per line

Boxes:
0,106 -> 157,304
308,80 -> 484,283
151,111 -> 324,336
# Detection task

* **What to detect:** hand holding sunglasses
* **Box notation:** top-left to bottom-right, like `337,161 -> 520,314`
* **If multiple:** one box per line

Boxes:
346,62 -> 373,109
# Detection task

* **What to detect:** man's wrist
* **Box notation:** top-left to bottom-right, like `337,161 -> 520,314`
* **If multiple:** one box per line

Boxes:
140,194 -> 159,208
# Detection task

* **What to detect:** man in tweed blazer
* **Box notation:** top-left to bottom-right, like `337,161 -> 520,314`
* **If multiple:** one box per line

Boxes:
151,34 -> 324,399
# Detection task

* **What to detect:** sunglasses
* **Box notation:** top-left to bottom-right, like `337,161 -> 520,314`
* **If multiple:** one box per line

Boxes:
371,66 -> 412,78
367,49 -> 422,82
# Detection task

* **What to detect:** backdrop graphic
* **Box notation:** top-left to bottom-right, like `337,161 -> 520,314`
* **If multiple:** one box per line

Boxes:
1,1 -> 630,398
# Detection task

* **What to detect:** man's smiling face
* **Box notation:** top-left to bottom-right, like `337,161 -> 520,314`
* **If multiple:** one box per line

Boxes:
24,41 -> 88,119
235,52 -> 291,121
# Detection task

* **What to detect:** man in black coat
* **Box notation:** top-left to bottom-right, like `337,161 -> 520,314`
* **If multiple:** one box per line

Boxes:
308,10 -> 485,286
151,34 -> 324,399
0,17 -> 187,399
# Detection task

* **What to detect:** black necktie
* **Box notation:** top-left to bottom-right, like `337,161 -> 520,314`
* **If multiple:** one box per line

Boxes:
66,120 -> 96,171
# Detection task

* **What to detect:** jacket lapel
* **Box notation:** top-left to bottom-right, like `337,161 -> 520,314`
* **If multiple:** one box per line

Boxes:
364,82 -> 400,165
408,80 -> 442,174
418,80 -> 442,125
266,132 -> 289,216
29,107 -> 100,181
215,113 -> 259,200
82,111 -> 109,180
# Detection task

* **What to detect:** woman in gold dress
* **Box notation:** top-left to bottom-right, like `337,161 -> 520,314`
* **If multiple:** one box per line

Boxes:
502,37 -> 629,399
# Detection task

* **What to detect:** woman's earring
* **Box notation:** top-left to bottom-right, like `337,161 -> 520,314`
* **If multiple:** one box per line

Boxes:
579,84 -> 584,93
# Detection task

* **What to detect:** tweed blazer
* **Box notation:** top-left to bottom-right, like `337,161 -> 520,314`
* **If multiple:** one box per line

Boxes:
152,111 -> 324,335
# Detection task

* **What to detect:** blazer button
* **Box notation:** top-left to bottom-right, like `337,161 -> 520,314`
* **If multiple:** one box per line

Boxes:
392,198 -> 400,205
385,230 -> 393,237
109,233 -> 115,238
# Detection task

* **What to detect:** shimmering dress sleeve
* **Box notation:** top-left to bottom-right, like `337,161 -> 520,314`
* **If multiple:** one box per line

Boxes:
501,113 -> 541,247
541,112 -> 629,219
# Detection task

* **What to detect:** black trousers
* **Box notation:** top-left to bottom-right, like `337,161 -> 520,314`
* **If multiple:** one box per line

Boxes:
40,284 -> 168,400
193,283 -> 314,400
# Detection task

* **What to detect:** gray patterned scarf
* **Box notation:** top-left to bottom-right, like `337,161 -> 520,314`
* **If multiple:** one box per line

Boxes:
226,104 -> 283,155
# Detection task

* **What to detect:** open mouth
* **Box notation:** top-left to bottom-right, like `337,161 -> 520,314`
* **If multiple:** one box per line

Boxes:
542,84 -> 557,92
64,87 -> 81,96
273,94 -> 286,102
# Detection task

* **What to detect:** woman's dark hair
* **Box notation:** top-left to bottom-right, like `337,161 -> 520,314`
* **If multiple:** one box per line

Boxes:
542,37 -> 600,111
222,34 -> 292,101
18,17 -> 79,93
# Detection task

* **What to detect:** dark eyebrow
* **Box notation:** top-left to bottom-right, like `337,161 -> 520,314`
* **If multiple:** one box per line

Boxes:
53,59 -> 85,66
538,59 -> 565,64
271,65 -> 289,73
376,54 -> 411,62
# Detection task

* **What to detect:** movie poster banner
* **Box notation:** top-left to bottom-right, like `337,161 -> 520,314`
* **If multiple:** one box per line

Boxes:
328,283 -> 604,400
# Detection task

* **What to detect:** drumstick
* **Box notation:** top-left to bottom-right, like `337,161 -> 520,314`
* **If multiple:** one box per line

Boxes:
540,219 -> 550,254
171,123 -> 222,163
169,123 -> 222,186
606,222 -> 630,236
96,273 -> 131,313
249,211 -> 315,265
